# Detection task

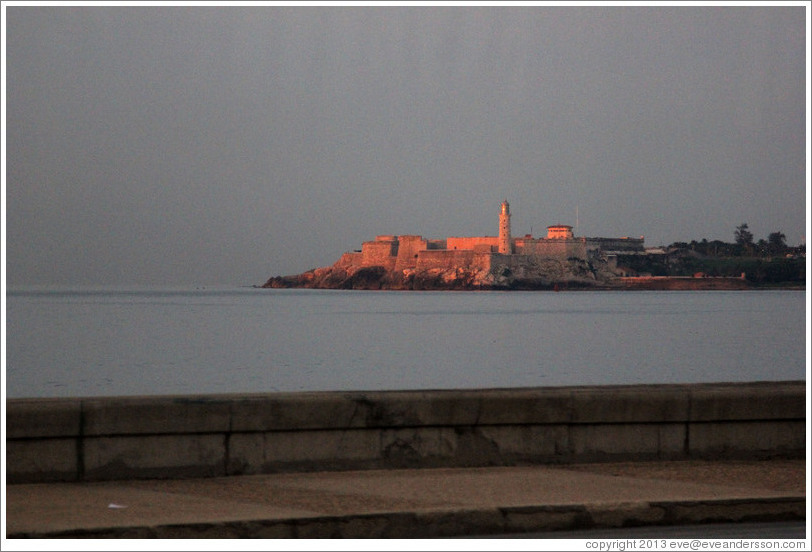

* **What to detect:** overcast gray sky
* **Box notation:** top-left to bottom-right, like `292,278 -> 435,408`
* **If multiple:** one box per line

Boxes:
4,4 -> 808,286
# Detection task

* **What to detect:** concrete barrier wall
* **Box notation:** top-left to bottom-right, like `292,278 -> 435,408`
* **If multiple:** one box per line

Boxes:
6,381 -> 805,484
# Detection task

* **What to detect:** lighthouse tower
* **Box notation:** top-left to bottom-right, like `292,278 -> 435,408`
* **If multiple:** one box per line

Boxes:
498,200 -> 513,254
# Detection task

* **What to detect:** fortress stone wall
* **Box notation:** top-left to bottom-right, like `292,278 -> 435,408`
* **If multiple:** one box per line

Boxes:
335,252 -> 362,267
394,235 -> 429,272
515,237 -> 589,260
446,236 -> 499,252
362,237 -> 398,270
349,201 -> 642,279
416,250 -> 493,271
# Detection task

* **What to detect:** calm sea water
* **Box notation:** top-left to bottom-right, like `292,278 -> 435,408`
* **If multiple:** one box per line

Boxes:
5,287 -> 807,398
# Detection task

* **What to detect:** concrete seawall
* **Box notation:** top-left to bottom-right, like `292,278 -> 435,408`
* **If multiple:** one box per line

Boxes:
6,381 -> 805,484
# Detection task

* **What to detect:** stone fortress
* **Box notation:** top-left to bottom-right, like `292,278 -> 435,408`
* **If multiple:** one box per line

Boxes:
342,200 -> 644,276
265,200 -> 647,290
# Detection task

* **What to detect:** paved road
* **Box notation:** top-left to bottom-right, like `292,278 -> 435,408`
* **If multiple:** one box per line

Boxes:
468,521 -> 808,539
7,460 -> 805,539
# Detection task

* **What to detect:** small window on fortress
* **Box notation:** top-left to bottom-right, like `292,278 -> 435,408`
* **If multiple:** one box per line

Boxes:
414,254 -> 418,258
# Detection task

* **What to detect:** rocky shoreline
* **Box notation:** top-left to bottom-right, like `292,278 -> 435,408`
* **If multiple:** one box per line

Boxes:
261,259 -> 780,291
262,255 -> 615,291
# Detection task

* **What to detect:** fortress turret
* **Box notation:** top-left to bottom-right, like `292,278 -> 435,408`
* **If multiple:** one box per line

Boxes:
498,200 -> 513,254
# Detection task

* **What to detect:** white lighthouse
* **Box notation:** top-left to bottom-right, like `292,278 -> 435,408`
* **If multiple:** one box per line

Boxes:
498,200 -> 512,254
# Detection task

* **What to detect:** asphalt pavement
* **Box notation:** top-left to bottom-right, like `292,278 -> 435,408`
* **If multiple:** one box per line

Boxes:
4,459 -> 806,539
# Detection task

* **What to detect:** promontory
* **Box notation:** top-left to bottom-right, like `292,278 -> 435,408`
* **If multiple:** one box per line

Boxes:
262,200 -> 753,291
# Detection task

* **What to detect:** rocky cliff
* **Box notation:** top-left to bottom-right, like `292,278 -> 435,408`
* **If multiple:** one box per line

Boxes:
262,256 -> 620,291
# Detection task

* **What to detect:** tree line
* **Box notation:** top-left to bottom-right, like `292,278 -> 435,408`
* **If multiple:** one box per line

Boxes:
668,223 -> 804,259
617,224 -> 805,284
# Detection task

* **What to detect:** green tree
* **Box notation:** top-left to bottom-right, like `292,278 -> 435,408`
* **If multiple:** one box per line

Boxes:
735,223 -> 754,245
756,239 -> 769,257
735,223 -> 754,256
767,232 -> 787,255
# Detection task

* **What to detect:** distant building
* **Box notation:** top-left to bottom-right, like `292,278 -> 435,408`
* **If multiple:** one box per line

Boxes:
338,200 -> 644,274
546,224 -> 574,239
